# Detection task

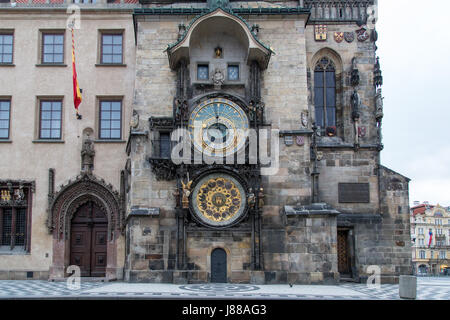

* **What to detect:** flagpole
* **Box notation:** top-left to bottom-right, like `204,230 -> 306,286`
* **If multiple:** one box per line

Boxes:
71,24 -> 82,120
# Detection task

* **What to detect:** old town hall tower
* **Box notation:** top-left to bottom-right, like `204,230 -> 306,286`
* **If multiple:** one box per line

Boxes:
124,0 -> 411,284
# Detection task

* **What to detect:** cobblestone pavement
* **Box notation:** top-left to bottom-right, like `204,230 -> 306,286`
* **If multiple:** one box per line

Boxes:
0,277 -> 448,300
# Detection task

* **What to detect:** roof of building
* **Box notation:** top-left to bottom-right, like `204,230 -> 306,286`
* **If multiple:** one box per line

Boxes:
411,204 -> 435,216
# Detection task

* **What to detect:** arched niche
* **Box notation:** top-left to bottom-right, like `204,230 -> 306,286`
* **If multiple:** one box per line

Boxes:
167,8 -> 272,70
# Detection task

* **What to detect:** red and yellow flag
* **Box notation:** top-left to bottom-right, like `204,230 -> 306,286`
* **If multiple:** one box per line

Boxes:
71,28 -> 82,116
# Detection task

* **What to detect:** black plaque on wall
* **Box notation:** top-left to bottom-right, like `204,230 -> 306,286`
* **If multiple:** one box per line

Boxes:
338,183 -> 370,203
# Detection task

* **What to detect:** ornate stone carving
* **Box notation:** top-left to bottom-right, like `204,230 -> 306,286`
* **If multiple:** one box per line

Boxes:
48,172 -> 123,239
149,117 -> 174,129
374,56 -> 383,87
207,0 -> 231,10
148,158 -> 177,181
0,180 -> 33,207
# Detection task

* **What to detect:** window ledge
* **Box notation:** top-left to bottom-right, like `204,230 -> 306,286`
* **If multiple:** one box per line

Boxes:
95,63 -> 127,67
0,63 -> 15,67
95,139 -> 126,143
0,139 -> 12,143
0,248 -> 29,255
35,64 -> 67,67
32,140 -> 65,143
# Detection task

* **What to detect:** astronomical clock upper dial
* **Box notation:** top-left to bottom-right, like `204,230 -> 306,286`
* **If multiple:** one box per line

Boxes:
188,98 -> 249,157
191,173 -> 247,228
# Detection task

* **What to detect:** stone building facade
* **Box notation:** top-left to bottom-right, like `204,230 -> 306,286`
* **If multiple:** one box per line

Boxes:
0,0 -> 412,284
124,0 -> 412,284
0,0 -> 138,280
411,203 -> 450,275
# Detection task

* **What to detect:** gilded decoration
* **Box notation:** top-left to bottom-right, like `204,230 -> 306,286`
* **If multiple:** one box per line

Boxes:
191,173 -> 247,227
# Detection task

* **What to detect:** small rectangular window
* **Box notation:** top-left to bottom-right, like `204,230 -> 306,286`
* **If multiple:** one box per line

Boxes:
197,64 -> 209,80
0,33 -> 14,64
0,100 -> 11,139
159,132 -> 171,159
99,100 -> 122,139
101,33 -> 123,64
42,33 -> 64,64
39,100 -> 62,139
227,65 -> 239,81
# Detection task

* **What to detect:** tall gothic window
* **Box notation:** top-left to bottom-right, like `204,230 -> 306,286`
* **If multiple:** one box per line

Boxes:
314,57 -> 336,129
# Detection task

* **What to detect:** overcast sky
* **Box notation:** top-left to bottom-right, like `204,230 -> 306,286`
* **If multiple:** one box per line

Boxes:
376,0 -> 450,207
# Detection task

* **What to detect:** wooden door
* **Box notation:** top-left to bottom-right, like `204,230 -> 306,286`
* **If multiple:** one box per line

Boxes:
211,248 -> 227,283
70,202 -> 107,277
337,229 -> 351,275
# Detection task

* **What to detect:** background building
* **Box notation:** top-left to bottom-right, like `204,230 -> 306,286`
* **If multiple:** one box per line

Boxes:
0,0 -> 412,284
0,0 -> 138,280
411,203 -> 450,275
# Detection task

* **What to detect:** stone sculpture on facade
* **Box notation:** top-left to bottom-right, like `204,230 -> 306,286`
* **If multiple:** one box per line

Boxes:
351,57 -> 360,87
374,56 -> 383,87
130,110 -> 139,129
212,68 -> 225,89
247,188 -> 256,209
375,88 -> 384,146
81,134 -> 95,173
351,90 -> 361,146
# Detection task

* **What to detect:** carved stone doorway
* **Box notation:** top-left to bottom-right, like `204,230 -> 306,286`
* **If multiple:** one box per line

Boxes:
211,248 -> 227,283
70,201 -> 107,277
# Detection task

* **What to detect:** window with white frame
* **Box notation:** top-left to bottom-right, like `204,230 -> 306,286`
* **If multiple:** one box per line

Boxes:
419,250 -> 426,259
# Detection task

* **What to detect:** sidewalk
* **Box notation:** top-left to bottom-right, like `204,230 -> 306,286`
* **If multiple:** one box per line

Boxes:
0,278 -> 448,300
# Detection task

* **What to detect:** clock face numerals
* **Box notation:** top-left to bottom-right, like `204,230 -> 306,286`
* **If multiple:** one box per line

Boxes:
189,98 -> 249,157
191,173 -> 247,227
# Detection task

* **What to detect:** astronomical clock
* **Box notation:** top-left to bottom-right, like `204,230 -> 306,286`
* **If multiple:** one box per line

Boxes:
182,97 -> 258,230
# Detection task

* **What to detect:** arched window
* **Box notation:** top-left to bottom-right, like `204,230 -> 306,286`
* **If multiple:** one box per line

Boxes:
314,57 -> 336,129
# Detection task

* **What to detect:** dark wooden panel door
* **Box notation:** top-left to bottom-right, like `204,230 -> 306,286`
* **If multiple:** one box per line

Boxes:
211,248 -> 227,283
90,226 -> 107,277
70,225 -> 92,277
337,230 -> 351,275
70,202 -> 107,277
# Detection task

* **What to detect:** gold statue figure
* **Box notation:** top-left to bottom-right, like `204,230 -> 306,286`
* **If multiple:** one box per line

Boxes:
181,180 -> 193,209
